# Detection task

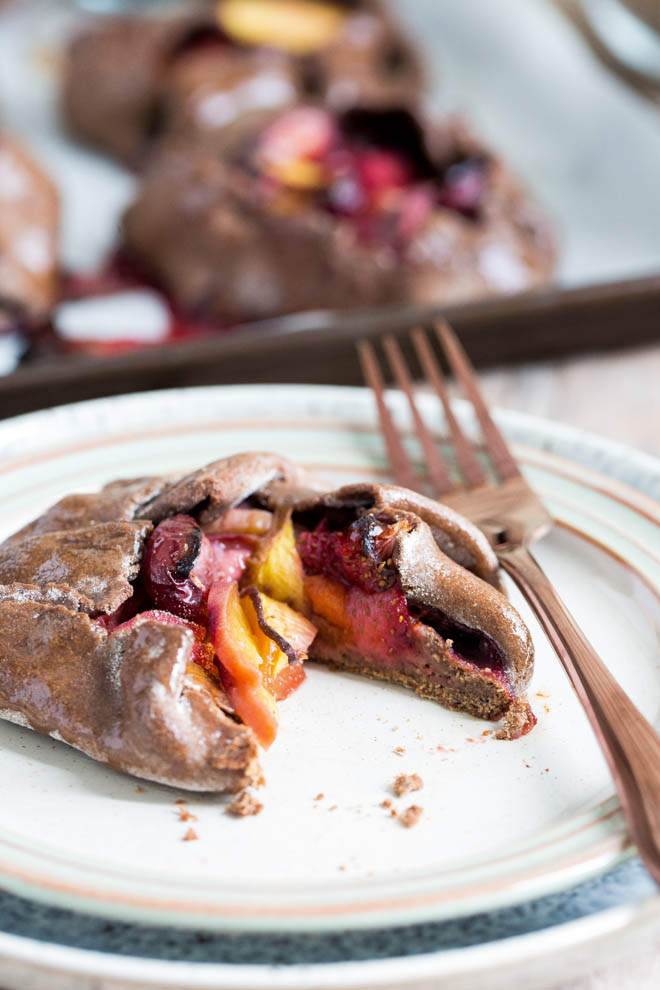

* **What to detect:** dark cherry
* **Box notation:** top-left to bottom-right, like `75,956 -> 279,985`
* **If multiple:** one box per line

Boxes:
438,156 -> 488,218
142,514 -> 215,622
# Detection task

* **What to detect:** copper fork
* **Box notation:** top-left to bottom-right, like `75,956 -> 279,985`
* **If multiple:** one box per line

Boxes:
359,320 -> 660,885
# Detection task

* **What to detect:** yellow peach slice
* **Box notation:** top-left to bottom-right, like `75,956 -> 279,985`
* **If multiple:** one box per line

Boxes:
208,579 -> 278,747
203,507 -> 273,537
217,0 -> 345,55
267,159 -> 328,190
241,590 -> 289,687
247,511 -> 305,611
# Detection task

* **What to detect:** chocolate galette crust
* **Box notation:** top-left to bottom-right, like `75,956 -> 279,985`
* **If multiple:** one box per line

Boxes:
0,586 -> 260,791
0,452 -> 307,791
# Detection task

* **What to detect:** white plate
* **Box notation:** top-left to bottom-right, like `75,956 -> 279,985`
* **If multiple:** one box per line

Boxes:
0,384 -> 659,936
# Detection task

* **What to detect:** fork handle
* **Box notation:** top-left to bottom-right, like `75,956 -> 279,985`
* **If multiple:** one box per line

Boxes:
499,543 -> 660,885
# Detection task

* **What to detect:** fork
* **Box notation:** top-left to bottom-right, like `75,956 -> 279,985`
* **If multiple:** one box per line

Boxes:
358,320 -> 660,886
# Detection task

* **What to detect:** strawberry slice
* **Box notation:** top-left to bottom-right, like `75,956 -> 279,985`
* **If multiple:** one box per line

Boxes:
345,586 -> 413,658
297,521 -> 389,592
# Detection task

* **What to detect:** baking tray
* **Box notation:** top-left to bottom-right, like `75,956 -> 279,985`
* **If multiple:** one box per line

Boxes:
2,271 -> 659,418
1,0 -> 660,417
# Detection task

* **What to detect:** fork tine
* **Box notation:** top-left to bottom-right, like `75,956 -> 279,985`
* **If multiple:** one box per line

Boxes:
435,320 -> 521,481
382,335 -> 454,496
357,341 -> 424,493
411,327 -> 487,489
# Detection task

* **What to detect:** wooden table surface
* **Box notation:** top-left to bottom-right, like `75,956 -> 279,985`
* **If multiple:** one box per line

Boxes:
480,341 -> 660,458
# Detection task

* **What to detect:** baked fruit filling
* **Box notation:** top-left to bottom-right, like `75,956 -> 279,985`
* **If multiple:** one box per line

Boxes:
250,106 -> 488,248
99,498 -> 531,750
100,507 -> 315,749
298,514 -> 506,676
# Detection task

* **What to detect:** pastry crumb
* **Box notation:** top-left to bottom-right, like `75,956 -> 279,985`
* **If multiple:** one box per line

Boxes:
227,790 -> 263,817
314,792 -> 324,801
329,804 -> 338,811
179,807 -> 198,823
399,805 -> 423,828
381,798 -> 392,809
175,798 -> 187,806
393,746 -> 406,756
496,699 -> 536,740
392,773 -> 423,797
135,785 -> 143,793
182,827 -> 198,841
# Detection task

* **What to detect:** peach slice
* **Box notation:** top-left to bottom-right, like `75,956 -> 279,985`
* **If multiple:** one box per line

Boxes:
247,510 -> 305,611
258,592 -> 317,656
304,574 -> 349,632
241,589 -> 290,688
217,0 -> 345,55
241,587 -> 315,690
273,662 -> 306,701
203,508 -> 273,537
208,579 -> 278,747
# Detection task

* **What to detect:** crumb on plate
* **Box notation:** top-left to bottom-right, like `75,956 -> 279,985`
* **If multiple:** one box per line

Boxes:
399,805 -> 423,828
227,790 -> 264,817
392,773 -> 423,797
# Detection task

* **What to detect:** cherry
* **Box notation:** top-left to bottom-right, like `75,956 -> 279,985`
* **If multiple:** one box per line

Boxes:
142,514 -> 215,622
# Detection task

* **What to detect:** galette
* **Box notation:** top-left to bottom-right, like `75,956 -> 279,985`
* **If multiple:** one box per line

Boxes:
0,453 -> 535,793
62,0 -> 423,166
121,107 -> 555,323
0,133 -> 59,337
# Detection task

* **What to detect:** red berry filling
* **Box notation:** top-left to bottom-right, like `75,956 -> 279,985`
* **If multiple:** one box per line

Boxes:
297,518 -> 396,592
97,508 -> 314,746
298,516 -> 507,676
252,107 -> 489,248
